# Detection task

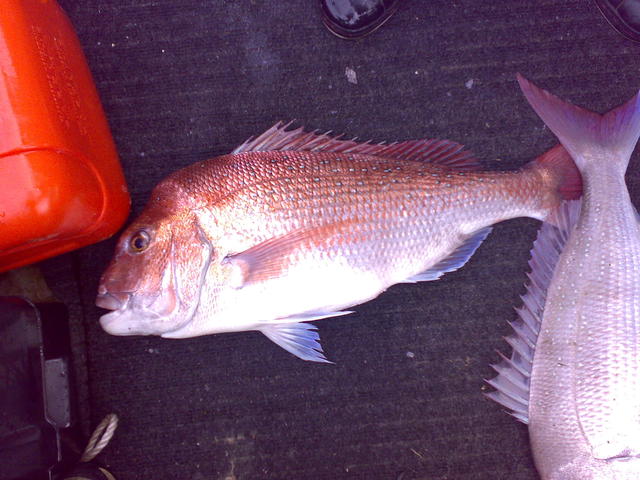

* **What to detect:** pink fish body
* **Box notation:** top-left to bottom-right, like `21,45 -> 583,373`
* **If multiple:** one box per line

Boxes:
488,76 -> 640,479
96,123 -> 579,362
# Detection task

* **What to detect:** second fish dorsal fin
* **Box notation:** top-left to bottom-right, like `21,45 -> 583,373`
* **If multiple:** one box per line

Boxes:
485,200 -> 581,424
233,121 -> 481,170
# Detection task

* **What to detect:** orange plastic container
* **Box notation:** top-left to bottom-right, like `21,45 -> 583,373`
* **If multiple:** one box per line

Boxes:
0,0 -> 130,273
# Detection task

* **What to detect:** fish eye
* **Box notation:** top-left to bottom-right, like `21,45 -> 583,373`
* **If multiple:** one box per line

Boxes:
129,230 -> 151,253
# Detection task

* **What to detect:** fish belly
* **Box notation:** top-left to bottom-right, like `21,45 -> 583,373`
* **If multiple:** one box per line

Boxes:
179,211 -> 492,337
191,235 -> 452,333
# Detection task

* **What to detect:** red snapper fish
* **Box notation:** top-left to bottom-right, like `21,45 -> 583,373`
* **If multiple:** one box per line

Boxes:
96,123 -> 580,362
487,76 -> 640,479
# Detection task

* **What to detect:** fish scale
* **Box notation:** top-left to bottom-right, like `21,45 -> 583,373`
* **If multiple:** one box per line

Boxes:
185,152 -> 536,236
96,122 -> 580,363
195,153 -> 526,280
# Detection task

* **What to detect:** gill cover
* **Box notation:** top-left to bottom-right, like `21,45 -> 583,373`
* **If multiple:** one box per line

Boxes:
100,221 -> 212,336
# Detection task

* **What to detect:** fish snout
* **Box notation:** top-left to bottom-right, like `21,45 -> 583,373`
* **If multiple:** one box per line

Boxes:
96,289 -> 130,311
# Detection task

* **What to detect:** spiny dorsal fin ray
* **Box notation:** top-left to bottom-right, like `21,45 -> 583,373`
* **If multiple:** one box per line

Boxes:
233,121 -> 481,170
486,200 -> 581,424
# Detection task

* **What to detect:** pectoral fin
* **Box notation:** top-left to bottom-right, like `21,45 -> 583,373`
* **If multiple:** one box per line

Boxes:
224,221 -> 355,289
223,229 -> 317,288
404,227 -> 492,283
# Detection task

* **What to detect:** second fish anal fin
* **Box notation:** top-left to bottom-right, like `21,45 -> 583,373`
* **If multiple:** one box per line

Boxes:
485,200 -> 581,424
403,226 -> 493,283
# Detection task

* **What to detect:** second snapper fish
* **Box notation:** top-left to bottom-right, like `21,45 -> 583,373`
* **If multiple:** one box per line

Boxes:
96,123 -> 580,362
488,76 -> 640,479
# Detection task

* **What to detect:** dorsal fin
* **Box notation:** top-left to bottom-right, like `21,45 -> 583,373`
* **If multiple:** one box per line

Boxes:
485,200 -> 581,424
233,121 -> 481,170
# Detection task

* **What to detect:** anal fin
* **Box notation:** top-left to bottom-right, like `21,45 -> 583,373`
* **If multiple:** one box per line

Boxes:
486,200 -> 581,424
404,227 -> 492,283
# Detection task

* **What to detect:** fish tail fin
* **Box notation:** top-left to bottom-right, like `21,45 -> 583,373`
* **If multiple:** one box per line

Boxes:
517,73 -> 640,170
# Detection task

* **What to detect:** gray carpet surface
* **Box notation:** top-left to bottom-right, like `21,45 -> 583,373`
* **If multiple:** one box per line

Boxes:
42,1 -> 640,478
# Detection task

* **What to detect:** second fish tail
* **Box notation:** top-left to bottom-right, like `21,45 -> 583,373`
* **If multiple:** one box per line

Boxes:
518,73 -> 640,171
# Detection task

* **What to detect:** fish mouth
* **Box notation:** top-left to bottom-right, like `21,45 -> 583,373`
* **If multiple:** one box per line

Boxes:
96,290 -> 141,336
96,289 -> 130,311
96,288 -> 177,336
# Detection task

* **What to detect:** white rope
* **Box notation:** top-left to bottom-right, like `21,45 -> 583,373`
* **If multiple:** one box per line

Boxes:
66,470 -> 116,480
80,414 -> 119,463
98,468 -> 117,480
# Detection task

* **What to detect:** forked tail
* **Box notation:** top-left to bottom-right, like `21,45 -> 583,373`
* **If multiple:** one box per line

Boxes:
517,74 -> 640,171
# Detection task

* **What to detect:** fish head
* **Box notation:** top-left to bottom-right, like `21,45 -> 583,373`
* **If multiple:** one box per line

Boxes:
96,193 -> 213,337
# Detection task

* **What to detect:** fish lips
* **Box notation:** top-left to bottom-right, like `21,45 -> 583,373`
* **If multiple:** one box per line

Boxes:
96,291 -> 141,336
96,290 -> 128,310
96,288 -> 184,336
99,310 -> 136,336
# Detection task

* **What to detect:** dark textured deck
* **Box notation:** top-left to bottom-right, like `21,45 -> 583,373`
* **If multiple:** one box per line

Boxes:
45,1 -> 640,478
